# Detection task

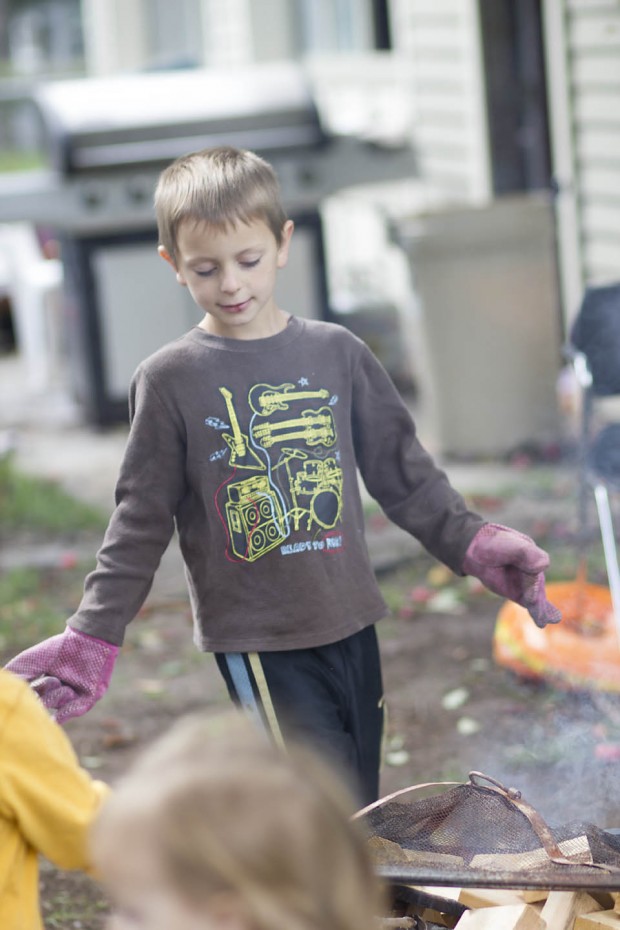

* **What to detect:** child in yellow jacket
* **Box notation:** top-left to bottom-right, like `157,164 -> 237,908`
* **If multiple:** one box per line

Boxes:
0,668 -> 109,930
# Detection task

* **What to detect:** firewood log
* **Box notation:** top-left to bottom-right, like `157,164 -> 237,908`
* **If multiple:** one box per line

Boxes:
574,911 -> 620,929
540,891 -> 603,930
458,889 -> 538,909
454,903 -> 544,929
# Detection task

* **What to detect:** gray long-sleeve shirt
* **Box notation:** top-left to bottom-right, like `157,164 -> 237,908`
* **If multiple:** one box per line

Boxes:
69,316 -> 484,651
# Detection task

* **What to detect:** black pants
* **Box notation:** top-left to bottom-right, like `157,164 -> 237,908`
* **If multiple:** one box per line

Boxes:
215,624 -> 384,807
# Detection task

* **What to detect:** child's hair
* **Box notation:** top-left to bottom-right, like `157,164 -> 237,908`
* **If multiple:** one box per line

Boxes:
91,712 -> 384,930
154,146 -> 289,260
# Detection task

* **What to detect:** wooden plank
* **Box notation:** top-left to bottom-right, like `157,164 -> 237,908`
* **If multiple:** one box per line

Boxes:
419,907 -> 459,928
470,835 -> 592,871
575,910 -> 620,929
520,891 -> 549,904
414,885 -> 461,902
458,889 -> 538,910
427,888 -> 548,905
540,891 -> 604,930
454,903 -> 544,929
591,894 -> 617,911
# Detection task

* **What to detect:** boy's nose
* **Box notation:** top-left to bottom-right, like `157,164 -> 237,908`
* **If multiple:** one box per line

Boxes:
220,267 -> 241,293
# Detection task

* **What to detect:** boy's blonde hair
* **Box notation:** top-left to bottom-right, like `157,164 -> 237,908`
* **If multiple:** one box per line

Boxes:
154,146 -> 289,260
92,713 -> 384,930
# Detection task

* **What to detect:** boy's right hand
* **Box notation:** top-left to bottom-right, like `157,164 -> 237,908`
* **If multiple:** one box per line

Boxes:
4,627 -> 119,723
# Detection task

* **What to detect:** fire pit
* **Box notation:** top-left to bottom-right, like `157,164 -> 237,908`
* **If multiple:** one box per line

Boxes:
359,771 -> 620,892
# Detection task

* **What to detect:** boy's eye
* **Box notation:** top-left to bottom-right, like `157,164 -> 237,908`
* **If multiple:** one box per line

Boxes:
240,258 -> 260,268
195,268 -> 216,277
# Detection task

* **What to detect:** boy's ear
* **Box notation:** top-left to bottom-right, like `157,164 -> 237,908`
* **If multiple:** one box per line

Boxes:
276,220 -> 295,269
158,245 -> 187,286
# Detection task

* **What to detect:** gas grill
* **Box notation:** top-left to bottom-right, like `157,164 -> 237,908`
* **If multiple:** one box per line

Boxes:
0,60 -> 416,424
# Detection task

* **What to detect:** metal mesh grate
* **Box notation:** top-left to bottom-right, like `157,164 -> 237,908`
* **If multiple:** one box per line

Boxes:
361,773 -> 620,890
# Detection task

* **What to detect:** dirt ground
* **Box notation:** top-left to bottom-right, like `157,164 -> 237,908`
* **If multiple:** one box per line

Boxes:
6,458 -> 620,929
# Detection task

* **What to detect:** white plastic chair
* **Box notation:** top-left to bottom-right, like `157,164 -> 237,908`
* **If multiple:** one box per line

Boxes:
0,223 -> 64,392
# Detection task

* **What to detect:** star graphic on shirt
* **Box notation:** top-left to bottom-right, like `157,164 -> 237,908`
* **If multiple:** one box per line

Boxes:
298,377 -> 309,387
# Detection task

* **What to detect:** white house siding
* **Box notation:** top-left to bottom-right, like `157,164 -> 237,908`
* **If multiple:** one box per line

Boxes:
200,0 -> 254,66
543,0 -> 620,326
387,0 -> 492,202
81,0 -> 150,74
81,0 -> 255,73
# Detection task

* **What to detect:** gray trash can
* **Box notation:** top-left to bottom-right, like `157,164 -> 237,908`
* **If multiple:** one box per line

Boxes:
397,194 -> 562,457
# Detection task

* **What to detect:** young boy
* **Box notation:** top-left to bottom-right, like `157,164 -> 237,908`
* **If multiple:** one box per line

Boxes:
6,146 -> 560,805
0,668 -> 109,930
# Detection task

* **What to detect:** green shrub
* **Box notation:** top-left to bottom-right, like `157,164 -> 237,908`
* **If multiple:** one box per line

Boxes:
0,454 -> 106,533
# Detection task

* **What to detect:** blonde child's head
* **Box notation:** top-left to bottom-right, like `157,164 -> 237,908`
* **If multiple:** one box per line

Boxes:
154,146 -> 289,262
92,712 -> 384,930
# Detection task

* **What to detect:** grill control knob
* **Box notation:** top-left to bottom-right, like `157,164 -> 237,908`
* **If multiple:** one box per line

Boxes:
126,179 -> 150,205
80,184 -> 105,210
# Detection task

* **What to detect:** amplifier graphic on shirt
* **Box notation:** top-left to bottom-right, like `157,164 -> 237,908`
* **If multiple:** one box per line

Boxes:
225,475 -> 288,562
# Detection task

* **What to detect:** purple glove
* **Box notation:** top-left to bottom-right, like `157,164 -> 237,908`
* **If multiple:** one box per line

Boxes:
462,523 -> 561,628
4,627 -> 119,723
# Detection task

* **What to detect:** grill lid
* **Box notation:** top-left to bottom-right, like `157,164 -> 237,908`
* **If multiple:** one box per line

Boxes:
34,60 -> 326,175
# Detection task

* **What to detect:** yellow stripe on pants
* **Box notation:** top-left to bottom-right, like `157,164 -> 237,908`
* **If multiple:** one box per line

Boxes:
248,652 -> 287,751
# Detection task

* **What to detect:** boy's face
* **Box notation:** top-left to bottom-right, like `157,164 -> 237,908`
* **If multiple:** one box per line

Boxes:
159,217 -> 294,340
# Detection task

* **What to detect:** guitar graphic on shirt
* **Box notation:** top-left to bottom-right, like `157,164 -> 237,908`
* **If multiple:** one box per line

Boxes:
219,388 -> 265,470
251,407 -> 336,449
249,382 -> 330,416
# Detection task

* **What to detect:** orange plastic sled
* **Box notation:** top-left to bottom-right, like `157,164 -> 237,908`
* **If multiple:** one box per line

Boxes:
494,580 -> 620,692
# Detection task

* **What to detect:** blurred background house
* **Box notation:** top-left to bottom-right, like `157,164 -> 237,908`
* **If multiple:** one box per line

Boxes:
0,0 -> 619,457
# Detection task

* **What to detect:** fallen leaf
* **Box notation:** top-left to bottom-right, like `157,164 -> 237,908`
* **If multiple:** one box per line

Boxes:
137,678 -> 165,696
595,743 -> 620,762
470,657 -> 490,672
456,716 -> 481,735
80,755 -> 104,769
442,687 -> 470,711
137,630 -> 165,653
427,590 -> 465,613
427,564 -> 454,588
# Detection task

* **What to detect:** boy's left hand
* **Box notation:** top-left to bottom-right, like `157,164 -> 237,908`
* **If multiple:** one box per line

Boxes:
462,523 -> 561,628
